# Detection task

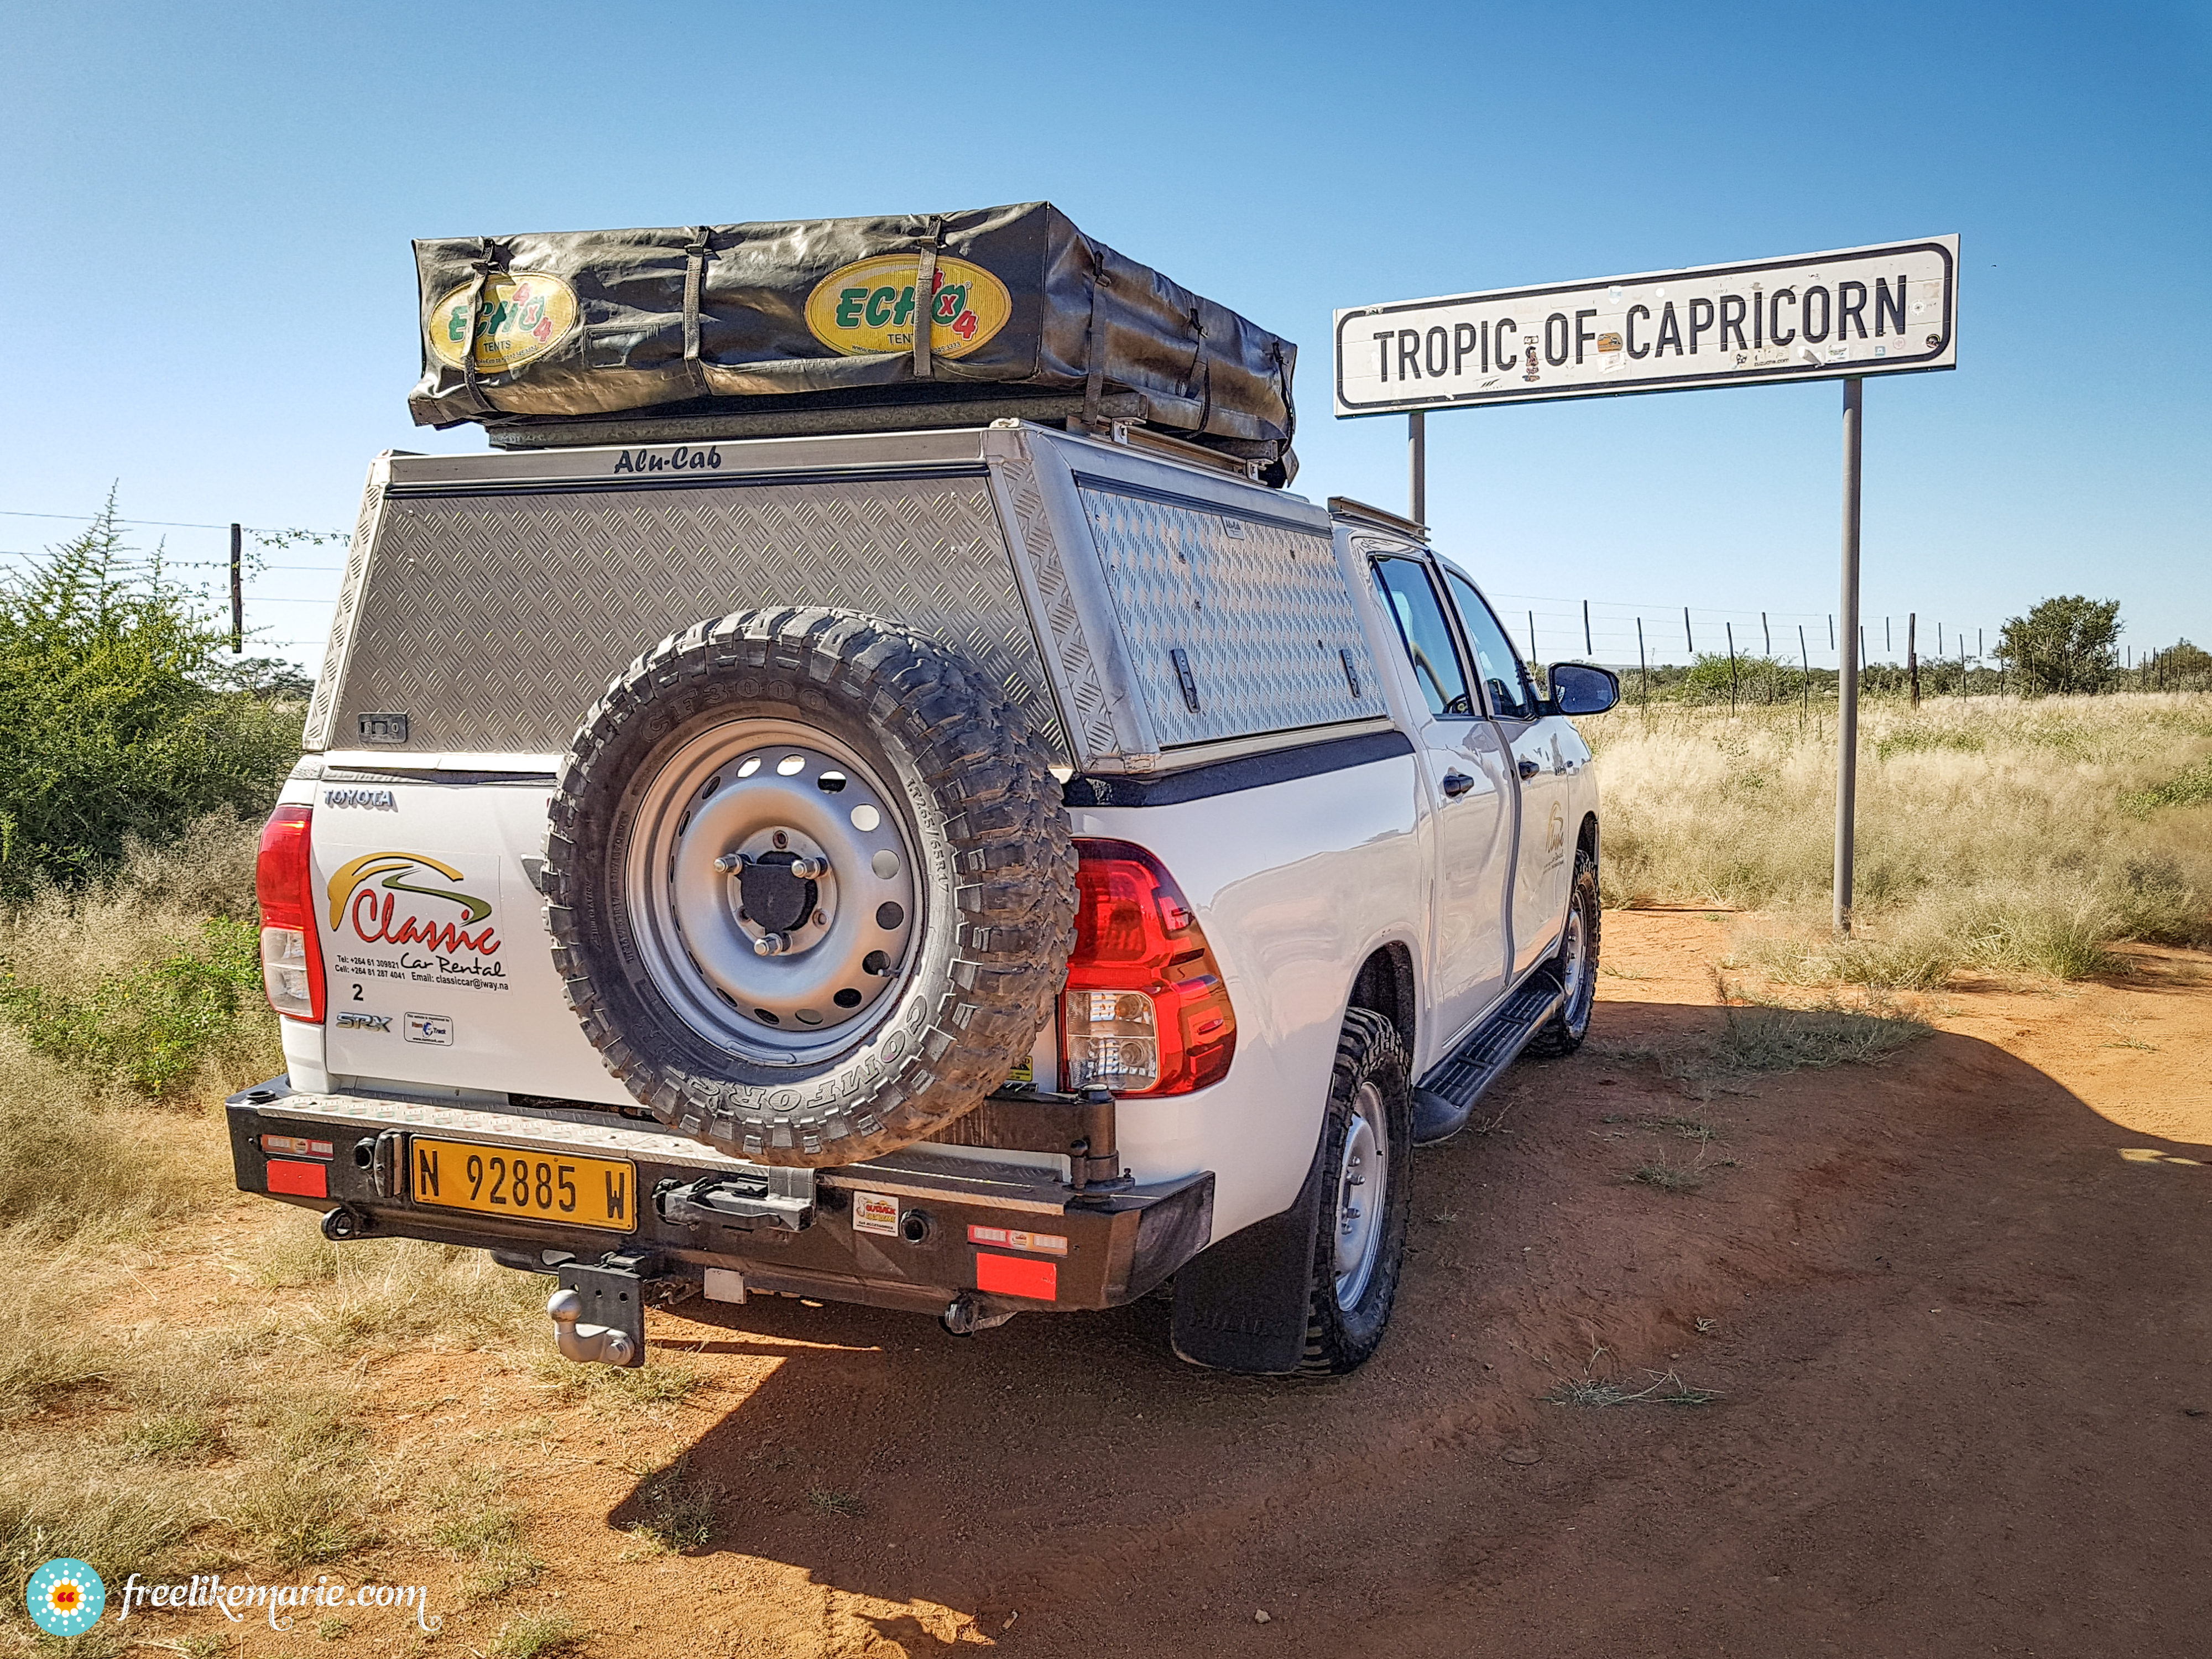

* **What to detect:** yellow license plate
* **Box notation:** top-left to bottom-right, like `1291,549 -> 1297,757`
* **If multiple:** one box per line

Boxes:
409,1138 -> 637,1233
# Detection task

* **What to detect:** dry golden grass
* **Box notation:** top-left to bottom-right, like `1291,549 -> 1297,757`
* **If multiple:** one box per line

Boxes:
1587,692 -> 2212,982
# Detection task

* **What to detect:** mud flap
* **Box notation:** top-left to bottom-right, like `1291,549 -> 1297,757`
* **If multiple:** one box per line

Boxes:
1168,1122 -> 1330,1375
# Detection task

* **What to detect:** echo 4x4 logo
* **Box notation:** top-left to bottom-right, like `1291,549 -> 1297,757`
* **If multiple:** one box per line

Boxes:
328,853 -> 500,957
804,255 -> 1012,359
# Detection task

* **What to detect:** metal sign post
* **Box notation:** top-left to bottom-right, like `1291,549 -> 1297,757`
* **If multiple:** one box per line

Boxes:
1408,410 -> 1426,526
1835,379 -> 1863,932
1334,236 -> 1957,931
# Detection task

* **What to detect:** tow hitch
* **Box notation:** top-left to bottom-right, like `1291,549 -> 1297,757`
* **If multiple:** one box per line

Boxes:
546,1249 -> 669,1368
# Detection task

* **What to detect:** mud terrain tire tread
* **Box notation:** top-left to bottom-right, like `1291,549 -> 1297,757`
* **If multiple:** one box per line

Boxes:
542,607 -> 1076,1167
1529,846 -> 1600,1057
1298,1007 -> 1413,1375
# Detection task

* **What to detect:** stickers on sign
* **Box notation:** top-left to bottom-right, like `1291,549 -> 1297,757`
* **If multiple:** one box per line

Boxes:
853,1191 -> 900,1236
804,255 -> 1013,360
425,272 -> 580,373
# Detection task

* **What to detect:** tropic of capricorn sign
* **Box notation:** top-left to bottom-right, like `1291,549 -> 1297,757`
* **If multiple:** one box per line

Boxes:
1333,237 -> 1957,412
1333,236 -> 1959,934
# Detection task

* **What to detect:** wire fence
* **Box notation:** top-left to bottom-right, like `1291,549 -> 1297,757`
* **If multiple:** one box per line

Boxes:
1476,589 -> 2014,676
2,503 -> 2194,689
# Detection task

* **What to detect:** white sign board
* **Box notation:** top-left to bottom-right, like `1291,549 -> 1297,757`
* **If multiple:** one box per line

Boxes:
1334,236 -> 1957,415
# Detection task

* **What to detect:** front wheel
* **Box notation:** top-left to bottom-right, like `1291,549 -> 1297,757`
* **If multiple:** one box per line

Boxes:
1298,1008 -> 1413,1375
1530,844 -> 1599,1056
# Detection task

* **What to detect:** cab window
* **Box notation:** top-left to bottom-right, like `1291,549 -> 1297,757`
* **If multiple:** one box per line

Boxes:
1442,568 -> 1539,721
1371,557 -> 1474,717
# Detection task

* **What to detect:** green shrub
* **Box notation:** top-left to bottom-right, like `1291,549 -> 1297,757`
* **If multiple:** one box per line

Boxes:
0,495 -> 301,893
0,916 -> 262,1098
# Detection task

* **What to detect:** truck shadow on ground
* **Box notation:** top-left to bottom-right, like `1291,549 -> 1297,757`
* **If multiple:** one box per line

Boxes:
604,994 -> 2212,1658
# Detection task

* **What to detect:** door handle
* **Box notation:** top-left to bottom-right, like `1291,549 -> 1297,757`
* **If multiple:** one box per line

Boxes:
1441,770 -> 1475,799
1516,758 -> 1541,780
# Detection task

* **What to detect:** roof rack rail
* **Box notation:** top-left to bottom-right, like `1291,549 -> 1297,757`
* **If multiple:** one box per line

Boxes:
1327,496 -> 1427,541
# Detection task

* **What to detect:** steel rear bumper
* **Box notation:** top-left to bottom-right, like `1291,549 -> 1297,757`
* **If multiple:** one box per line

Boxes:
226,1079 -> 1214,1319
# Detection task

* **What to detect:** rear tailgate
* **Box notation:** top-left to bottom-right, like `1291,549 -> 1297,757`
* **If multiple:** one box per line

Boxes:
310,764 -> 629,1105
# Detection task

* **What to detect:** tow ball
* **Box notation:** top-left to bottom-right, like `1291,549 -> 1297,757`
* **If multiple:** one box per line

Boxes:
546,1286 -> 635,1367
545,1250 -> 659,1368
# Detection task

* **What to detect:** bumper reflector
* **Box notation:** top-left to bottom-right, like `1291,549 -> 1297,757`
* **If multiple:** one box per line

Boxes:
266,1159 -> 329,1199
975,1251 -> 1058,1301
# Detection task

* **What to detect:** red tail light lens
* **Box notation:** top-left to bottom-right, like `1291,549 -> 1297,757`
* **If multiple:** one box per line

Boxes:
1061,839 -> 1235,1096
257,804 -> 325,1022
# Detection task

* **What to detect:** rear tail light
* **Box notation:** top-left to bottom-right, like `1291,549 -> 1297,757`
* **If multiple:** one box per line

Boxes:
1060,839 -> 1235,1096
257,804 -> 325,1022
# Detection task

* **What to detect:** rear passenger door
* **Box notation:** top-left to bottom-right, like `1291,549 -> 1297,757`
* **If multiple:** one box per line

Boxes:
1367,554 -> 1516,1056
1440,566 -> 1574,977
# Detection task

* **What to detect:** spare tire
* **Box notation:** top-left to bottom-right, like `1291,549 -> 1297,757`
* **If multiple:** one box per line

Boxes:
543,608 -> 1076,1167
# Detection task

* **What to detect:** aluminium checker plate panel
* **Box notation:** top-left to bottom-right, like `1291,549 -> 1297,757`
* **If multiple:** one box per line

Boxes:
307,459 -> 1071,762
1067,472 -> 1382,751
307,426 -> 1382,773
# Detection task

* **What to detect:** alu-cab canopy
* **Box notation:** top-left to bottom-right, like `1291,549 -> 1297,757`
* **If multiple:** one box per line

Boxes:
410,201 -> 1298,483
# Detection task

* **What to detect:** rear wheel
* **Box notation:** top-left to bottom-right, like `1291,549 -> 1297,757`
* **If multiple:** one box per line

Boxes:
1299,1008 -> 1413,1375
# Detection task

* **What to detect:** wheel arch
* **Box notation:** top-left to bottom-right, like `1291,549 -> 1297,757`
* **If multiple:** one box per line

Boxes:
1345,940 -> 1417,1061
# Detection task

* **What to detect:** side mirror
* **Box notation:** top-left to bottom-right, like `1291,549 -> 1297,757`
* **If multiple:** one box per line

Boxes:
1547,662 -> 1620,716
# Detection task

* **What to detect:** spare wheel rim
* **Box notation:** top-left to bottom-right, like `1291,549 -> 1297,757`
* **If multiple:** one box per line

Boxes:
624,717 -> 920,1065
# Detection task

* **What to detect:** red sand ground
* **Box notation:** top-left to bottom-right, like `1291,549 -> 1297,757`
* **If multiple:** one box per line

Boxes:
100,913 -> 2212,1656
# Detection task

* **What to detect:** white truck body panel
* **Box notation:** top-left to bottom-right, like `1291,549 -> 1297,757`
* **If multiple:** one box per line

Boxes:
275,420 -> 1600,1256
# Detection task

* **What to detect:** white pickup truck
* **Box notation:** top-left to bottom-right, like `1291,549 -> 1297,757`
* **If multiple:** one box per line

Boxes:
234,419 -> 1616,1375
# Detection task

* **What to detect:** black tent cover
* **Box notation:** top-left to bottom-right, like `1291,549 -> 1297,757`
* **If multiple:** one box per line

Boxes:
410,202 -> 1296,480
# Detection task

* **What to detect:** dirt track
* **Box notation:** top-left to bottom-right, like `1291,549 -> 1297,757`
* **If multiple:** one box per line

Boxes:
357,911 -> 2199,1659
171,914 -> 2212,1657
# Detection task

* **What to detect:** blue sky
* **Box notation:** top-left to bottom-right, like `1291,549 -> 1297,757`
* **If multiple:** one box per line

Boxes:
2,1 -> 2205,671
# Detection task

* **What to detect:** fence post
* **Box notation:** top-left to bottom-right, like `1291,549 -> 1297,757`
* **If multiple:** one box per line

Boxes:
1527,609 -> 1538,678
229,523 -> 243,654
1583,598 -> 1592,656
1637,617 -> 1649,718
1725,622 -> 1738,713
1908,613 -> 1919,707
1762,611 -> 1771,655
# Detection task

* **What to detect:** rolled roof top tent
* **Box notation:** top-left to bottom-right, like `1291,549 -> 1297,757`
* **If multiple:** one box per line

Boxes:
409,201 -> 1300,487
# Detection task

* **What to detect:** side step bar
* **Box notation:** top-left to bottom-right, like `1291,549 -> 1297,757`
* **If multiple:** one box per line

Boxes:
1411,965 -> 1565,1146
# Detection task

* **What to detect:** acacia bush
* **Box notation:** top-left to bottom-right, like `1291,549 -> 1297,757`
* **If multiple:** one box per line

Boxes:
0,496 -> 301,892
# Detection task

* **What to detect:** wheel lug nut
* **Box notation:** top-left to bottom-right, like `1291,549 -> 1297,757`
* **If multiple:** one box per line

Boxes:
789,854 -> 827,879
753,932 -> 789,957
714,852 -> 744,873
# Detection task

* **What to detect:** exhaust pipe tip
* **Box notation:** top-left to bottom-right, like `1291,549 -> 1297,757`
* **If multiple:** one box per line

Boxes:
319,1206 -> 366,1242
